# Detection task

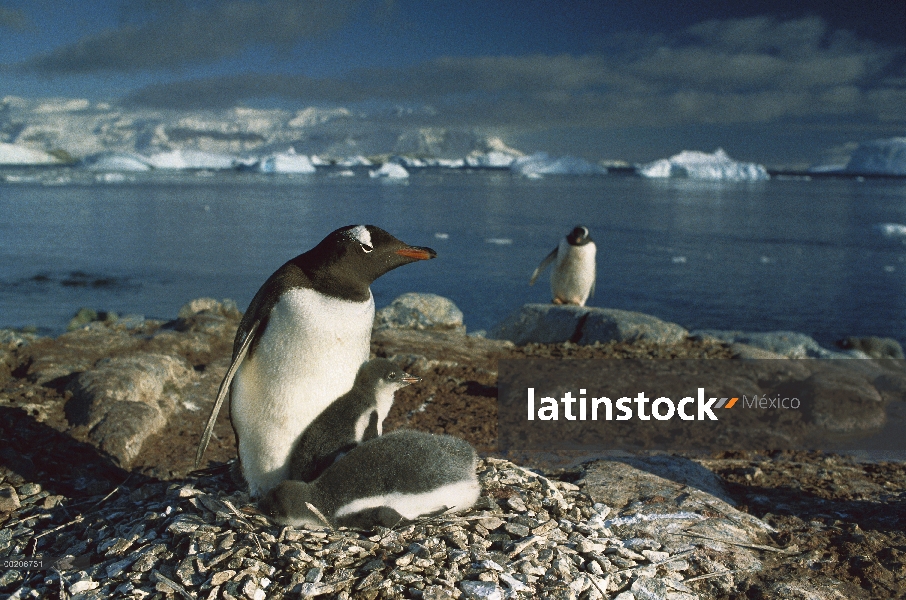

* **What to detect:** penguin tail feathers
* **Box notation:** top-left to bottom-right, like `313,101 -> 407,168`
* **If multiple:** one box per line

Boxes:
195,319 -> 260,468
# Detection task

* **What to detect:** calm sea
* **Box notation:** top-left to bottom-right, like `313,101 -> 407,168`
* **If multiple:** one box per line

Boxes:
2,168 -> 905,347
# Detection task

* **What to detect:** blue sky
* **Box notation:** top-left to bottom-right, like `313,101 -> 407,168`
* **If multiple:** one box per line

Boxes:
0,1 -> 904,165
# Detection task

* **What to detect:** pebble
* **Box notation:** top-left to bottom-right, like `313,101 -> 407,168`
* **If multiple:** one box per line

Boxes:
0,457 -> 740,600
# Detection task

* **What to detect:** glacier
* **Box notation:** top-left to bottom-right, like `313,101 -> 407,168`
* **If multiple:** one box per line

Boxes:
146,149 -> 237,170
639,148 -> 769,181
0,142 -> 62,165
846,137 -> 906,175
510,152 -> 605,177
84,153 -> 152,172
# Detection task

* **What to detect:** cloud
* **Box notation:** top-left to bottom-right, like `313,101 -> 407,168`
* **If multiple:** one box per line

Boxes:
0,7 -> 29,30
21,0 -> 362,73
118,15 -> 904,136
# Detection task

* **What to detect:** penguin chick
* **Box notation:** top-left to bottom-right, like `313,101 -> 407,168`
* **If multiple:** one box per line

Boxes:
259,430 -> 480,529
195,225 -> 436,497
289,358 -> 420,482
530,225 -> 596,306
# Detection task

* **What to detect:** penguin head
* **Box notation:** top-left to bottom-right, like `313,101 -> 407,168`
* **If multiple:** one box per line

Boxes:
303,225 -> 437,297
258,480 -> 326,528
357,358 -> 421,391
566,225 -> 592,246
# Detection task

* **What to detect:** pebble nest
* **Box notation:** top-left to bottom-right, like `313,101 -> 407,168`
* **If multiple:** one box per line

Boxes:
1,458 -> 715,600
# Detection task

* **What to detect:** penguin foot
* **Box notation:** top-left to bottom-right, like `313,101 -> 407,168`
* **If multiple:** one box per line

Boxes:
552,298 -> 564,305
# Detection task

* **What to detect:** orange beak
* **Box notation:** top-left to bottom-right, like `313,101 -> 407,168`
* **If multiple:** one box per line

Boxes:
396,246 -> 437,261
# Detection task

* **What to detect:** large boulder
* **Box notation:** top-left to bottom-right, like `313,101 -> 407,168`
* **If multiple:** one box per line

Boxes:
490,304 -> 688,346
65,354 -> 197,466
374,293 -> 465,333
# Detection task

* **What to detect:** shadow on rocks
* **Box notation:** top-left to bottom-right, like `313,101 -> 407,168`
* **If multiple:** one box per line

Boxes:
0,406 -> 154,499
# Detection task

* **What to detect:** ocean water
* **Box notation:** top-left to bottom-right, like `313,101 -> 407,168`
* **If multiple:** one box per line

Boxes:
2,168 -> 906,348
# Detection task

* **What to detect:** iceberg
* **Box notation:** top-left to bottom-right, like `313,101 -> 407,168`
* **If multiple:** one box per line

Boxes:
146,149 -> 237,170
259,149 -> 316,174
84,153 -> 152,172
0,142 -> 62,165
510,152 -> 605,176
639,148 -> 769,181
875,223 -> 906,238
466,151 -> 517,168
369,162 -> 409,179
846,137 -> 906,175
337,155 -> 373,167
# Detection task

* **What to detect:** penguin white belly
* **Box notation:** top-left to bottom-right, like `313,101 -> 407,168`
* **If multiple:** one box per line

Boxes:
232,288 -> 374,497
551,240 -> 596,306
333,479 -> 481,520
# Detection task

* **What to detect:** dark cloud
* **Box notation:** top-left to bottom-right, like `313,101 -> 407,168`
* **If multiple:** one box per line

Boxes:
121,16 -> 904,136
21,0 -> 362,73
0,7 -> 29,30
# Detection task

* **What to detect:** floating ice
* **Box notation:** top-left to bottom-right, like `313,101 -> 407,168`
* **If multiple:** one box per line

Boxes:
84,153 -> 152,172
259,149 -> 316,174
434,233 -> 450,239
485,238 -> 513,245
846,137 -> 906,175
338,155 -> 373,167
510,152 -> 604,177
466,151 -> 517,168
146,149 -> 236,170
875,223 -> 906,237
0,142 -> 62,165
369,162 -> 409,179
640,148 -> 769,181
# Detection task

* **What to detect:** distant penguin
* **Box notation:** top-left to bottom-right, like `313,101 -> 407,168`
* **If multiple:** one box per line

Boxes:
259,430 -> 480,529
194,225 -> 436,497
289,358 -> 420,482
530,225 -> 596,306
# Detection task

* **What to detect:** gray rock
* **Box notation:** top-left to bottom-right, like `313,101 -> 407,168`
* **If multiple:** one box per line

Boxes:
789,370 -> 885,433
837,336 -> 905,359
693,329 -> 848,359
490,304 -> 687,346
374,293 -> 465,333
177,297 -> 241,320
65,353 -> 197,466
0,484 -> 20,512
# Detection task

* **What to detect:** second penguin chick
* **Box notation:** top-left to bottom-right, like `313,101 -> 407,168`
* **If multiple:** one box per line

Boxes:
260,429 -> 479,529
289,358 -> 419,482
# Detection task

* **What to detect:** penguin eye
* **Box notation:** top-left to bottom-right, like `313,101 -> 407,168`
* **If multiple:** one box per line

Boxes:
387,372 -> 397,380
360,243 -> 373,254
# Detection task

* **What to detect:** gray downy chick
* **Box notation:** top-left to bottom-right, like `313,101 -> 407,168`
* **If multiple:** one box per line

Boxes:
259,429 -> 480,529
289,358 -> 419,482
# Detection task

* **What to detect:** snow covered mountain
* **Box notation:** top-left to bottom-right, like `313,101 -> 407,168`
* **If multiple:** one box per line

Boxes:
0,96 -> 524,167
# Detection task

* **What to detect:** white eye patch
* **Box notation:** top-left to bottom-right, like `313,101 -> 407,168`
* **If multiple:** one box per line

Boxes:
348,225 -> 373,251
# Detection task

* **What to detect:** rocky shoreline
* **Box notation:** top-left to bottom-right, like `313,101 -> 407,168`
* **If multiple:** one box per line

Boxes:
1,295 -> 905,599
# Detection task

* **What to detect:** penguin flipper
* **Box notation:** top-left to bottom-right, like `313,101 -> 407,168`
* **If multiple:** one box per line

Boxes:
195,320 -> 260,469
529,247 -> 558,286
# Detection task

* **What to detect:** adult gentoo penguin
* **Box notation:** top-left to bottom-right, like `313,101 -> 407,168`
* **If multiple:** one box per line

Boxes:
289,358 -> 420,482
259,429 -> 479,529
530,225 -> 596,306
194,225 -> 436,497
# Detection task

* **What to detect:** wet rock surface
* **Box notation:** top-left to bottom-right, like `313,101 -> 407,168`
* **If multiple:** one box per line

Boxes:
0,299 -> 904,598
